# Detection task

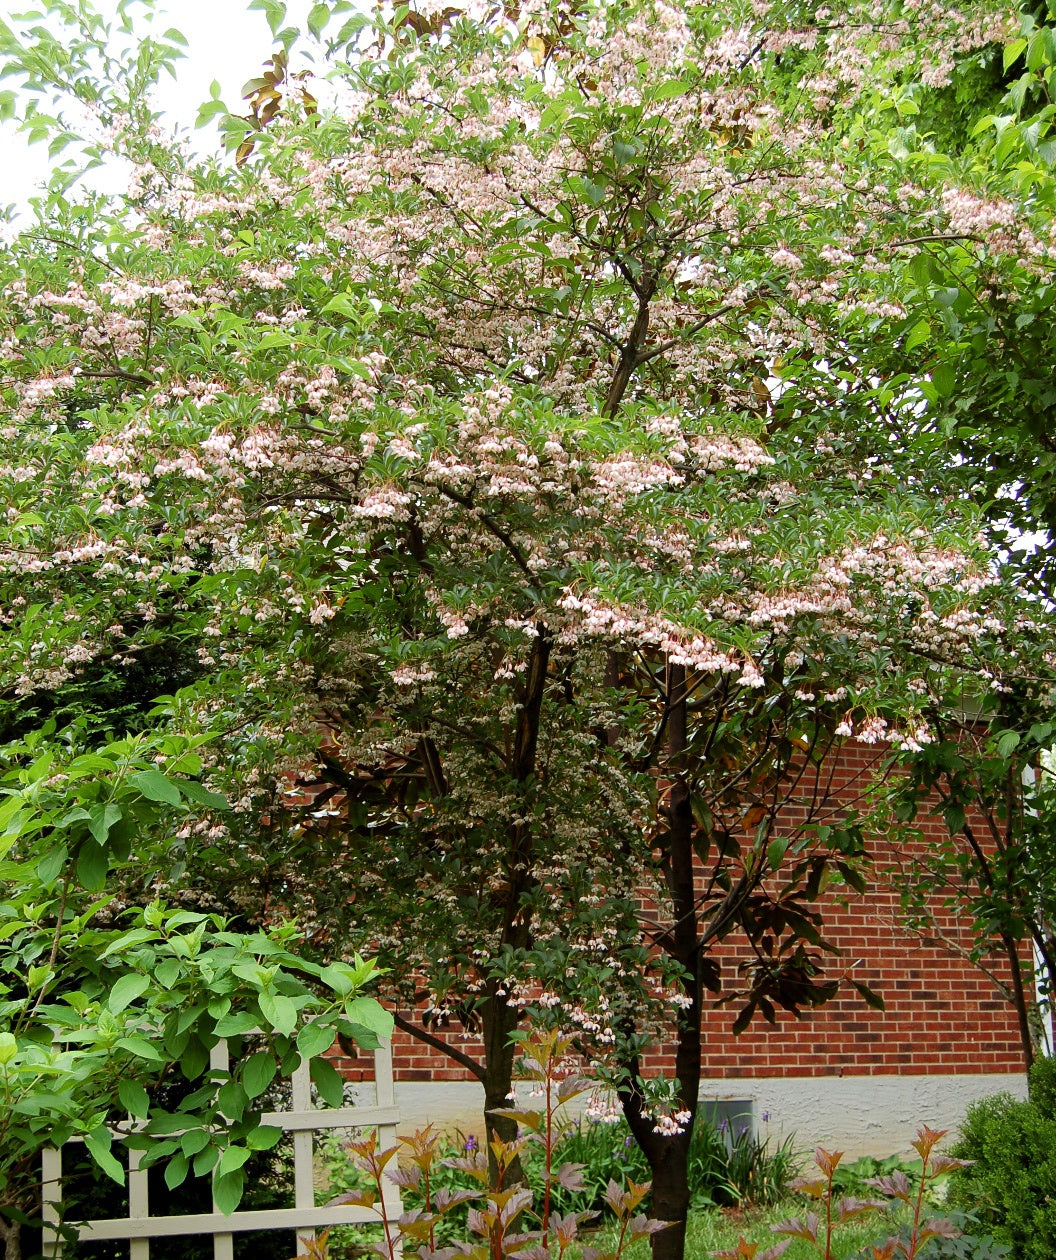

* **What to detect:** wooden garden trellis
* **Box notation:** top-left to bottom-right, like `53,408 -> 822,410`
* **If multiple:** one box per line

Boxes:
41,1039 -> 401,1259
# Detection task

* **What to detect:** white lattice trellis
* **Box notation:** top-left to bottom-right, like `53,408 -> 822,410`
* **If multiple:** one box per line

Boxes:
41,1039 -> 401,1259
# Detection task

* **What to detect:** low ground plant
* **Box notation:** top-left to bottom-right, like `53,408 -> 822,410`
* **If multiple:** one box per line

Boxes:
829,1158 -> 923,1203
709,1121 -> 799,1210
522,1118 -> 650,1218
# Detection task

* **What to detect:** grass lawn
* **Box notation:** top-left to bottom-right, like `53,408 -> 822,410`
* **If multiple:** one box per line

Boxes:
603,1201 -> 905,1260
327,1199 -> 916,1259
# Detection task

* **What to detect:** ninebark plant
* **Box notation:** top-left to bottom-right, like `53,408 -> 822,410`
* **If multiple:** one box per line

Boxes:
0,3 -> 1049,1259
757,1126 -> 968,1260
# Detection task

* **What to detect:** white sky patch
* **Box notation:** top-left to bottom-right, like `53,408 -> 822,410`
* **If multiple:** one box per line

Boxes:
0,0 -> 317,218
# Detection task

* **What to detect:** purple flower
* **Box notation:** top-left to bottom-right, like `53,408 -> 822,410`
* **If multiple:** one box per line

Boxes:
465,1135 -> 478,1152
761,1111 -> 771,1123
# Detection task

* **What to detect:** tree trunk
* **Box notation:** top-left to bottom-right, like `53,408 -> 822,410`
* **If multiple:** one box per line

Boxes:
620,1064 -> 696,1260
476,630 -> 551,1180
1002,930 -> 1036,1073
646,1136 -> 693,1260
481,986 -> 525,1183
0,1217 -> 21,1260
653,663 -> 702,1260
619,661 -> 702,1260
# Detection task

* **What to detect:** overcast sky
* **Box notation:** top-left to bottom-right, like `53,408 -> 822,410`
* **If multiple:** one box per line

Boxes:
0,0 -> 317,218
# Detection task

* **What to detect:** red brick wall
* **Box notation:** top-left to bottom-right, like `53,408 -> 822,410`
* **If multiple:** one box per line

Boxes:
687,740 -> 1026,1079
331,741 -> 1026,1084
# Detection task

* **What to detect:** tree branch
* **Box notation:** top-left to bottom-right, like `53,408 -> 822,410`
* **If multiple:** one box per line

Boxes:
392,1010 -> 487,1081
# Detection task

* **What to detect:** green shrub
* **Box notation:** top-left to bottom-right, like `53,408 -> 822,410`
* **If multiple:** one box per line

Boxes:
949,1056 -> 1056,1259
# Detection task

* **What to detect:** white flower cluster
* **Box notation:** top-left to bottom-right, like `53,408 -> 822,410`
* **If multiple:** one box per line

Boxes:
586,1092 -> 623,1124
652,1110 -> 692,1136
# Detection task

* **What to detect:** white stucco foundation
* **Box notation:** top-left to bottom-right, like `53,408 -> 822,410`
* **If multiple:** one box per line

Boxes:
351,1073 -> 1027,1158
694,1073 -> 1028,1156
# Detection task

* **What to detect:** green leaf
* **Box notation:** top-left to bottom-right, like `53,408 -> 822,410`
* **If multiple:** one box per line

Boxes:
109,972 -> 150,1015
76,839 -> 108,891
930,363 -> 956,398
217,1145 -> 253,1177
254,331 -> 292,351
217,1079 -> 249,1120
566,175 -> 606,206
321,293 -> 361,320
310,1054 -> 345,1108
731,1004 -> 754,1036
689,793 -> 713,831
115,1035 -> 164,1062
242,1050 -> 277,1099
258,991 -> 298,1037
85,1128 -> 124,1185
836,862 -> 867,895
307,1 -> 329,38
0,794 -> 26,832
1005,37 -> 1028,72
297,1019 -> 335,1059
344,997 -> 393,1041
178,781 -> 230,811
997,730 -> 1022,758
129,769 -> 182,806
908,251 -> 936,287
245,1125 -> 283,1151
36,843 -> 67,885
118,1079 -> 151,1119
767,837 -> 788,870
904,320 -> 931,352
653,78 -> 690,100
317,963 -> 356,997
98,928 -> 158,960
213,1011 -> 261,1037
942,804 -> 965,835
88,802 -> 122,845
212,1169 -> 246,1215
180,1128 -> 212,1156
249,0 -> 287,37
164,1152 -> 189,1190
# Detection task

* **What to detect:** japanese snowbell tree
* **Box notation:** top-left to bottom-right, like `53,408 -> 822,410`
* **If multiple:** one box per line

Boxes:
0,1 -> 1049,1257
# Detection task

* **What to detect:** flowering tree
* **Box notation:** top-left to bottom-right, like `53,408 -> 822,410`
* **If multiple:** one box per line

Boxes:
0,1 -> 1049,1257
